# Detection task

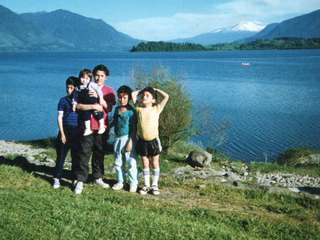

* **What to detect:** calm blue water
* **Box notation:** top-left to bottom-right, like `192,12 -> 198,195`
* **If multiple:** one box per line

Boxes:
0,50 -> 319,162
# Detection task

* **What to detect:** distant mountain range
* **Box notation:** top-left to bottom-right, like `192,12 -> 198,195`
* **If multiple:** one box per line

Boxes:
172,9 -> 320,45
0,5 -> 141,52
240,9 -> 320,43
172,21 -> 265,45
0,4 -> 319,52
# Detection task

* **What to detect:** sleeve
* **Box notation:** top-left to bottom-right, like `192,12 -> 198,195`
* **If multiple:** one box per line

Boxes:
130,108 -> 137,124
91,82 -> 103,98
58,97 -> 64,111
104,87 -> 116,105
157,104 -> 163,113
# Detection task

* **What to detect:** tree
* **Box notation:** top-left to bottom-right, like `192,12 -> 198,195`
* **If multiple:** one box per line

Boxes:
130,64 -> 229,153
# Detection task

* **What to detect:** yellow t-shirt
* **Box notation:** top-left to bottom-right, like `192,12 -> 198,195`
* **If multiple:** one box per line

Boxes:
136,105 -> 163,141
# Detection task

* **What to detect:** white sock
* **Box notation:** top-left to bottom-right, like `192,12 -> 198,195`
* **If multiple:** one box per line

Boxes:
152,169 -> 160,187
99,118 -> 104,130
143,169 -> 150,187
85,120 -> 91,131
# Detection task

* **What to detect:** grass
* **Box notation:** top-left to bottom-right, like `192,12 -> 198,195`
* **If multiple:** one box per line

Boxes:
248,162 -> 320,178
0,164 -> 320,239
1,139 -> 320,239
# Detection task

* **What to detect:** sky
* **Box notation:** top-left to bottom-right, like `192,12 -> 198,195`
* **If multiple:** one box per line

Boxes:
2,0 -> 320,41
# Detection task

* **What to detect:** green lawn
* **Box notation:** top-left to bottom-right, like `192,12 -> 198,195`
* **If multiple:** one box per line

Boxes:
0,162 -> 319,240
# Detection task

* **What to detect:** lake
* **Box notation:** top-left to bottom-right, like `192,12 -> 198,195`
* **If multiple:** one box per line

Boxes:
0,50 -> 319,162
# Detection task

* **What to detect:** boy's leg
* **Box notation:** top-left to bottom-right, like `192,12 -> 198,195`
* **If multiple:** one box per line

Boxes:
91,132 -> 105,180
70,127 -> 80,182
75,133 -> 94,182
126,149 -> 139,185
151,154 -> 160,187
113,137 -> 126,184
54,130 -> 71,179
141,156 -> 150,187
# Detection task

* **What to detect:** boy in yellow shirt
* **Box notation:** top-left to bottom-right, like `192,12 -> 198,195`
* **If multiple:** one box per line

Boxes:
132,87 -> 169,195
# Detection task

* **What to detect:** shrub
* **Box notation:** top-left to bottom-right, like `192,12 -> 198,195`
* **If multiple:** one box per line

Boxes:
130,64 -> 230,153
276,147 -> 320,167
130,65 -> 202,152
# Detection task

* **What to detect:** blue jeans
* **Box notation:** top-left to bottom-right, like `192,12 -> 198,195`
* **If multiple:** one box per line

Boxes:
54,125 -> 79,180
114,135 -> 139,185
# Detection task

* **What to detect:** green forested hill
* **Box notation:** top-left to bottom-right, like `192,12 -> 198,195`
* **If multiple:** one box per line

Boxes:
131,38 -> 320,52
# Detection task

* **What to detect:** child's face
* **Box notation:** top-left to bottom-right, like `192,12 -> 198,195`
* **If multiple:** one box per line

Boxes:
118,93 -> 129,107
66,84 -> 75,96
80,74 -> 91,85
140,91 -> 155,107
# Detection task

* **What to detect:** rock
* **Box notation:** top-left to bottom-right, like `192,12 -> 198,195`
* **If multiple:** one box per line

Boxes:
187,150 -> 212,168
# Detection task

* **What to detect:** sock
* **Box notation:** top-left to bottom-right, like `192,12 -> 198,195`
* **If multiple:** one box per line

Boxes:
98,118 -> 104,130
143,169 -> 150,187
84,120 -> 91,131
152,169 -> 160,187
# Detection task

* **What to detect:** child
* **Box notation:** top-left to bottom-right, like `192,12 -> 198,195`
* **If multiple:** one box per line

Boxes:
72,69 -> 106,136
110,86 -> 139,193
132,87 -> 169,195
53,76 -> 80,189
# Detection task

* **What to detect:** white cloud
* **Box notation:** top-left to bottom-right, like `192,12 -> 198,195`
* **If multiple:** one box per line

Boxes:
115,0 -> 320,41
115,13 -> 235,41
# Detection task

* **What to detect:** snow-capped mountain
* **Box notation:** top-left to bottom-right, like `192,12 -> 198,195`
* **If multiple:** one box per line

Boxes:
171,21 -> 265,45
212,21 -> 265,33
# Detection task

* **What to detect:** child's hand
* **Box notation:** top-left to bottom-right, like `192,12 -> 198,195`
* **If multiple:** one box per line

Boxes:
89,90 -> 98,98
72,105 -> 76,112
60,134 -> 66,144
100,98 -> 106,106
93,104 -> 103,112
126,139 -> 133,152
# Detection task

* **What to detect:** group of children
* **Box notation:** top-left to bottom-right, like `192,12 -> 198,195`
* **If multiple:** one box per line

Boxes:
54,68 -> 169,195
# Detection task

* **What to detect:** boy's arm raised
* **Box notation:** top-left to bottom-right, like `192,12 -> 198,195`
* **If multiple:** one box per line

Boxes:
155,88 -> 169,109
131,90 -> 140,106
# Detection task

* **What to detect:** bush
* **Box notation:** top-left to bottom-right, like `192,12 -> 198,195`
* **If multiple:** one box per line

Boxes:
276,147 -> 320,167
130,65 -> 199,152
130,64 -> 229,153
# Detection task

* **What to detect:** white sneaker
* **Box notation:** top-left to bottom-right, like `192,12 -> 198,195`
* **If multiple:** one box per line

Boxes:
112,182 -> 124,190
74,181 -> 83,194
98,127 -> 105,135
53,178 -> 60,189
95,178 -> 110,188
72,180 -> 78,187
151,185 -> 160,195
139,185 -> 150,195
129,184 -> 138,193
83,129 -> 93,136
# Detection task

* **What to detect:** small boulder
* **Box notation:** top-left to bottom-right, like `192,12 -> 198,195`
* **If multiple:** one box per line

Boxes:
187,150 -> 212,168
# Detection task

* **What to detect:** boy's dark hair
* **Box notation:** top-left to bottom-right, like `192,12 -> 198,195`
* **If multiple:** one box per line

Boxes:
139,87 -> 157,100
117,85 -> 133,100
79,69 -> 92,79
66,76 -> 79,87
93,64 -> 110,77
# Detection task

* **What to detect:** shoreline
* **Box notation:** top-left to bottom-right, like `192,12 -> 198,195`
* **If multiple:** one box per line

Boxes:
1,140 -> 319,200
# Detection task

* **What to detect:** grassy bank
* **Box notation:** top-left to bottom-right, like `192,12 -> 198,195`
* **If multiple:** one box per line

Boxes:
1,163 -> 320,239
0,140 -> 320,239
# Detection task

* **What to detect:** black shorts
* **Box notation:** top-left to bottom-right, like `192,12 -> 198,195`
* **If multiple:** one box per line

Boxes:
136,137 -> 162,157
